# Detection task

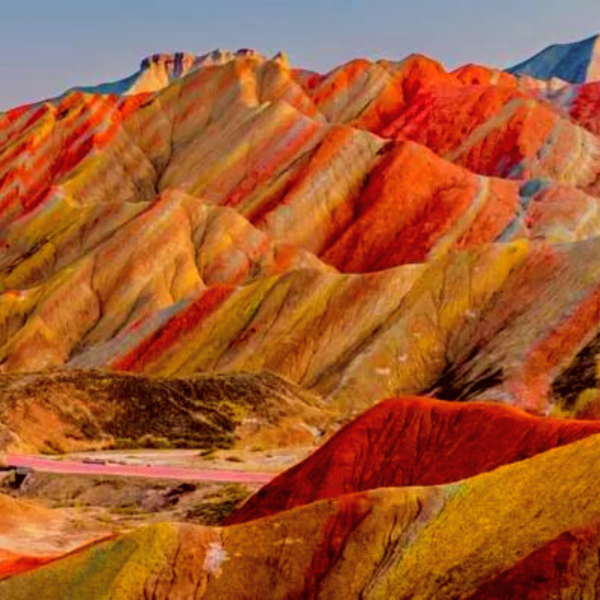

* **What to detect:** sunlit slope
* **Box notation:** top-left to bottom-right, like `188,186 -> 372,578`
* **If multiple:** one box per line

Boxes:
229,397 -> 600,523
5,431 -> 600,598
1,44 -> 600,414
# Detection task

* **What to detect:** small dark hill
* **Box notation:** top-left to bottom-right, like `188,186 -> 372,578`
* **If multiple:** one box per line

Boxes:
0,369 -> 326,454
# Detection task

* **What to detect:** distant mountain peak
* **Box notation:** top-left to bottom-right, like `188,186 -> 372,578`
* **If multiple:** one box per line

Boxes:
74,48 -> 270,96
508,34 -> 600,83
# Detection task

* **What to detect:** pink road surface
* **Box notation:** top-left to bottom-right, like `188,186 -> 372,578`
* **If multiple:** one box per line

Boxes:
4,454 -> 275,484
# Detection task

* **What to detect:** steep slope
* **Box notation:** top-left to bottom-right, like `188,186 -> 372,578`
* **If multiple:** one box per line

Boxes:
1,48 -> 600,443
509,34 -> 600,84
229,397 -> 600,523
79,266 -> 425,386
4,233 -> 600,416
0,188 -> 331,373
5,39 -> 600,600
3,52 -> 599,289
549,79 -> 600,136
2,68 -> 600,410
0,370 -> 326,454
383,82 -> 600,194
52,239 -> 600,415
6,432 -> 600,598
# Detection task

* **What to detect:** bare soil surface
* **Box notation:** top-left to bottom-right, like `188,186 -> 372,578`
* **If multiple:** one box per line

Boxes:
0,446 -> 313,530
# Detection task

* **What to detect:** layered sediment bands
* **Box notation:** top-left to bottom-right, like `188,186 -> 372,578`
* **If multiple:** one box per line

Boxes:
228,397 -> 600,523
122,237 -> 594,415
3,233 -> 600,413
567,82 -> 600,135
0,91 -> 155,223
5,238 -> 600,413
2,46 -> 600,418
0,370 -> 326,453
101,265 -> 424,387
325,238 -> 600,413
4,51 -> 600,286
1,51 -> 599,291
7,433 -> 600,598
419,238 -> 600,412
321,141 -> 521,271
4,38 -> 600,600
0,190 -> 330,372
383,84 -> 600,194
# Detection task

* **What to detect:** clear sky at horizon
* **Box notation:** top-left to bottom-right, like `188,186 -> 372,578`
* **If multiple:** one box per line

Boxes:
0,0 -> 599,110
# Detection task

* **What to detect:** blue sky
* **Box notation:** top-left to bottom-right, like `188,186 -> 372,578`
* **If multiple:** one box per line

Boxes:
1,0 -> 599,109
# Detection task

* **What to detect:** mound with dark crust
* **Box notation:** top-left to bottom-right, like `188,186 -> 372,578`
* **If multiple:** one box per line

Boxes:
0,369 -> 326,454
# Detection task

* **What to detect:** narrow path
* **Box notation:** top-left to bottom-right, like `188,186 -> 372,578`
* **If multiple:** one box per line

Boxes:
4,454 -> 275,484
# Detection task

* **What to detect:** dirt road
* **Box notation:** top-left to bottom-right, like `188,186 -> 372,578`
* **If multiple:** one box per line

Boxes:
4,454 -> 275,484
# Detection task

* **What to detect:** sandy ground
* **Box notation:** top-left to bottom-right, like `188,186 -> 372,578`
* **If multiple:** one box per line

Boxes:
0,446 -> 315,539
61,446 -> 315,472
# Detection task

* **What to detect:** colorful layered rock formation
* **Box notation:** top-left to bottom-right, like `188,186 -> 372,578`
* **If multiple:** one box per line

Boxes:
6,430 -> 600,598
547,79 -> 600,136
2,36 -> 600,598
382,82 -> 600,193
228,397 -> 600,523
38,239 -> 600,415
1,45 -> 600,421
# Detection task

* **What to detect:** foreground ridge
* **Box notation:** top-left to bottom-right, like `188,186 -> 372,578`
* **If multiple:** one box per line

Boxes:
4,425 -> 600,597
228,396 -> 600,523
